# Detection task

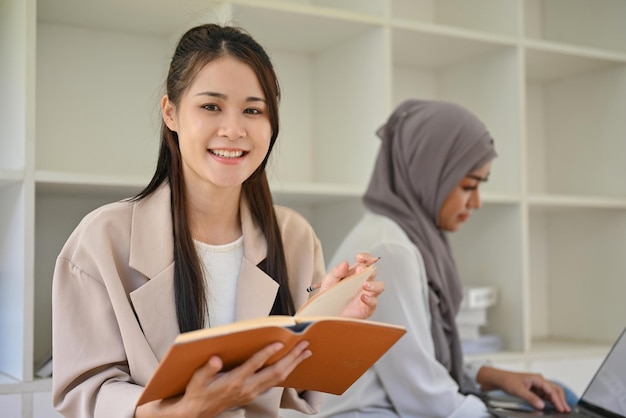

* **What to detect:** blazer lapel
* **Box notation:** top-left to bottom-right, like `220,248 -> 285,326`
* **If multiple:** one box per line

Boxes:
129,183 -> 174,279
128,184 -> 180,362
235,258 -> 279,320
236,197 -> 279,320
129,264 -> 178,361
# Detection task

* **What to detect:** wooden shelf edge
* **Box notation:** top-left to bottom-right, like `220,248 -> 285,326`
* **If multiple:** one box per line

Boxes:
529,194 -> 626,210
397,20 -> 517,46
232,0 -> 386,25
523,38 -> 626,63
35,170 -> 148,196
0,375 -> 51,394
32,173 -> 526,206
466,338 -> 612,363
0,169 -> 24,184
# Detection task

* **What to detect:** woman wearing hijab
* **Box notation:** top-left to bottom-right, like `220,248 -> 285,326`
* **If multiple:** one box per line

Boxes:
313,100 -> 571,417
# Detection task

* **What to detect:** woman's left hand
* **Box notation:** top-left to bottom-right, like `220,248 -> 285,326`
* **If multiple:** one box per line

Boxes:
320,253 -> 384,320
477,366 -> 571,413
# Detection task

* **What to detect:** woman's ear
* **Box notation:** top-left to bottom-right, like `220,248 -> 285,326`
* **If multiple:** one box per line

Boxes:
161,95 -> 177,132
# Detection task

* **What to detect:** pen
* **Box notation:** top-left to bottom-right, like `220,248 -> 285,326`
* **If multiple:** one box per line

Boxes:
306,256 -> 380,293
305,283 -> 320,293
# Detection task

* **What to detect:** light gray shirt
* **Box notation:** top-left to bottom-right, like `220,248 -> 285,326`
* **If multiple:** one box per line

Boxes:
282,212 -> 489,418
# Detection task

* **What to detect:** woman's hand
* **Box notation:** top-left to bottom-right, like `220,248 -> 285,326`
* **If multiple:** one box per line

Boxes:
477,366 -> 571,413
135,341 -> 312,418
321,253 -> 384,320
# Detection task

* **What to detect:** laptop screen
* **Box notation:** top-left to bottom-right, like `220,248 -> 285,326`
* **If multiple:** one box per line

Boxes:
579,326 -> 626,416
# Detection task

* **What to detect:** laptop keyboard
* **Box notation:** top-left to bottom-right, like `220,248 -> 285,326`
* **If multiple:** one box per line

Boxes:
539,406 -> 603,417
490,405 -> 606,417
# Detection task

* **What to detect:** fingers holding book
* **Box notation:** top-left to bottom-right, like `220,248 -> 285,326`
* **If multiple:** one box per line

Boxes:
312,253 -> 380,292
221,340 -> 312,398
345,253 -> 381,276
311,253 -> 383,320
137,341 -> 313,416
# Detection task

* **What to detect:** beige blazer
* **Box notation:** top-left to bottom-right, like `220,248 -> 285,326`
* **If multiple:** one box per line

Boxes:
52,184 -> 326,418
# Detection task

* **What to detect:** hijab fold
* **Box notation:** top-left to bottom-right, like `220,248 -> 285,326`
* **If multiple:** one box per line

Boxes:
363,99 -> 497,392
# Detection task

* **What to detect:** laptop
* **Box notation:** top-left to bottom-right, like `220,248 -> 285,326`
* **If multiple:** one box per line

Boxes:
488,325 -> 626,418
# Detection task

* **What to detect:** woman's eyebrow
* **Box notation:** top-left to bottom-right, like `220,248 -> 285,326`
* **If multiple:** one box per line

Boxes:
194,91 -> 266,103
466,173 -> 489,182
195,91 -> 226,99
246,96 -> 266,103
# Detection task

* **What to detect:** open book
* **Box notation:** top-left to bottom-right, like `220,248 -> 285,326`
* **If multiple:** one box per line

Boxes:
137,265 -> 406,406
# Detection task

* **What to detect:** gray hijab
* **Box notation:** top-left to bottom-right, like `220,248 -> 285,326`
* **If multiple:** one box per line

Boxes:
363,99 -> 497,391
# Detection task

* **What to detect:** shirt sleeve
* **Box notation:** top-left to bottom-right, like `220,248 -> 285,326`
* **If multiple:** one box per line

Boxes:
464,358 -> 492,388
368,240 -> 490,417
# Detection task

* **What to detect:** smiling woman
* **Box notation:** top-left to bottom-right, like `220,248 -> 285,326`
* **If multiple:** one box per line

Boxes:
50,23 -> 384,418
162,56 -> 272,195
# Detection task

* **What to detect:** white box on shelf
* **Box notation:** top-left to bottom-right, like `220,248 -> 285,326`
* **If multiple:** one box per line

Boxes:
461,334 -> 503,355
458,323 -> 482,341
456,306 -> 488,325
460,286 -> 498,310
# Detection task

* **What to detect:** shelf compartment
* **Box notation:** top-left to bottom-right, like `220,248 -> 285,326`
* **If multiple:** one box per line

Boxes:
525,60 -> 626,198
38,0 -> 220,38
524,0 -> 626,54
304,0 -> 386,17
391,0 -> 518,37
265,27 -> 387,186
0,0 -> 30,171
391,23 -> 515,70
33,189 -> 136,366
525,41 -> 626,82
529,208 -> 626,344
35,22 -> 166,179
450,203 -> 525,351
0,183 -> 29,381
228,1 -> 384,52
0,394 -> 21,417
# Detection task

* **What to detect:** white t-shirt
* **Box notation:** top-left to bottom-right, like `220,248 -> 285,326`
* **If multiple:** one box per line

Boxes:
194,236 -> 244,328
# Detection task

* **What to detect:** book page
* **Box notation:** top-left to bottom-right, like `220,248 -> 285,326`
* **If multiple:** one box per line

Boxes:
175,315 -> 295,344
296,266 -> 375,318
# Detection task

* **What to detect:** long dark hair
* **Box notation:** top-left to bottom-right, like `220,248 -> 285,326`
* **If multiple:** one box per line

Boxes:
134,23 -> 294,332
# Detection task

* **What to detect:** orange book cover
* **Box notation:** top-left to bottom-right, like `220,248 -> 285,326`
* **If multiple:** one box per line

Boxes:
137,266 -> 406,406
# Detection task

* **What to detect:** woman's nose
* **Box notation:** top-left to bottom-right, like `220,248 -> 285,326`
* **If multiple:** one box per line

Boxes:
469,189 -> 482,209
218,112 -> 246,139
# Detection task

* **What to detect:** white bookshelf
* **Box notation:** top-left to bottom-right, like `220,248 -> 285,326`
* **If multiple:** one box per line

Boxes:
2,0 -> 625,415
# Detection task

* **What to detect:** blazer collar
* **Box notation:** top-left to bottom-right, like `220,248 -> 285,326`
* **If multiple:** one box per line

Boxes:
128,183 -> 279,361
237,196 -> 279,318
129,183 -> 174,279
129,183 -> 270,276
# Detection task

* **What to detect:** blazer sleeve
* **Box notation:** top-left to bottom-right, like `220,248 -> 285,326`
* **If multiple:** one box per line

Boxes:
52,254 -> 141,418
